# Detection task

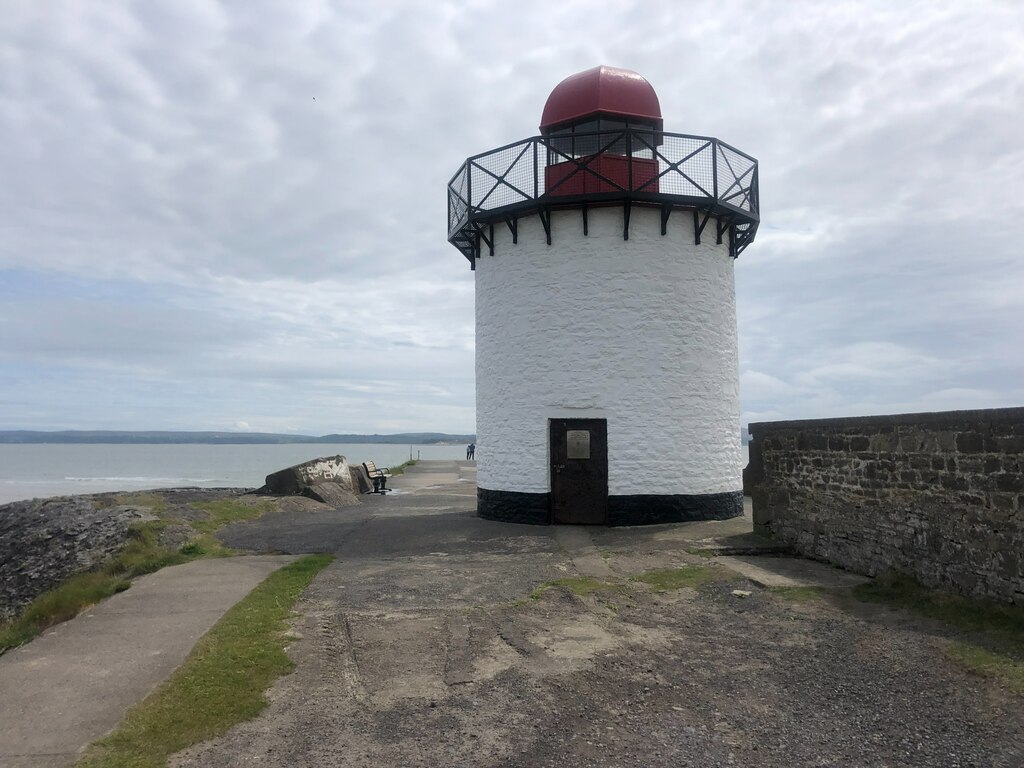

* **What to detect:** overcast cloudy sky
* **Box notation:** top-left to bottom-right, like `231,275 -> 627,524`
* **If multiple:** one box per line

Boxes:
1,1 -> 1021,435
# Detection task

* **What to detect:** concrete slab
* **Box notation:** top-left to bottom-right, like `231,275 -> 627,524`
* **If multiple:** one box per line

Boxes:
0,555 -> 295,767
552,526 -> 614,580
386,460 -> 476,495
716,555 -> 870,589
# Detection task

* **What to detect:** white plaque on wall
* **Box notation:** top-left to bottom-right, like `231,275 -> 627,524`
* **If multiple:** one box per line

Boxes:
567,430 -> 590,459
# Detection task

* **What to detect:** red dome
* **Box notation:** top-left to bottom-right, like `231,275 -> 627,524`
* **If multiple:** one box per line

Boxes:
540,66 -> 662,133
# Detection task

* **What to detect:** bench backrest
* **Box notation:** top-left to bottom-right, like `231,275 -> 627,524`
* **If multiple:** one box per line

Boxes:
363,461 -> 382,477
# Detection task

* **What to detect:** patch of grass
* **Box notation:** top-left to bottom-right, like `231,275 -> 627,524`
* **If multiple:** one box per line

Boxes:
178,541 -> 205,557
0,572 -> 131,652
109,522 -> 188,578
530,576 -> 621,600
110,492 -> 169,514
630,565 -> 721,593
177,534 -> 236,559
853,575 -> 1024,643
190,499 -> 275,534
686,547 -> 720,559
947,643 -> 1024,695
769,586 -> 827,603
76,554 -> 333,768
854,573 -> 1024,694
388,459 -> 418,475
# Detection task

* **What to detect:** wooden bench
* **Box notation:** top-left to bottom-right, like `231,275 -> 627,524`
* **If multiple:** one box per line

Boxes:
362,461 -> 392,494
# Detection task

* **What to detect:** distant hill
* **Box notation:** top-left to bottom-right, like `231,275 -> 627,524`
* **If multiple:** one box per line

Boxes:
0,430 -> 476,445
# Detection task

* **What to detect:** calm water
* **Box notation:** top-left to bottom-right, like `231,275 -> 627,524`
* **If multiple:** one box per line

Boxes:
0,442 -> 751,505
0,443 -> 470,505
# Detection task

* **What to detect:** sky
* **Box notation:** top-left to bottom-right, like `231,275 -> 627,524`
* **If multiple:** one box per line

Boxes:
1,1 -> 1022,435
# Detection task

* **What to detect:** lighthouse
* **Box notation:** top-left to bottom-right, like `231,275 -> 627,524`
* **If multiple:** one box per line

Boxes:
447,66 -> 759,525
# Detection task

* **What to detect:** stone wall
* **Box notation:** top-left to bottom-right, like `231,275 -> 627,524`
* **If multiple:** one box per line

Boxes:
746,407 -> 1024,603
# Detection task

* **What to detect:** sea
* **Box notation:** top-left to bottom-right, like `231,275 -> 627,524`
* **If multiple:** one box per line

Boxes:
0,442 -> 751,506
0,443 -> 469,505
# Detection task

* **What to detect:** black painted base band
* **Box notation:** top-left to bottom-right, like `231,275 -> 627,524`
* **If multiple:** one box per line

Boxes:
607,491 -> 743,525
477,488 -> 744,526
477,488 -> 551,525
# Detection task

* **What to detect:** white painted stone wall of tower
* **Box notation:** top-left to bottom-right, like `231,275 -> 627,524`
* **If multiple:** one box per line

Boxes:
475,206 -> 741,496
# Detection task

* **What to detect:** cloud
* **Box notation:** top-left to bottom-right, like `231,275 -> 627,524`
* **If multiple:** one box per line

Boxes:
0,1 -> 1021,432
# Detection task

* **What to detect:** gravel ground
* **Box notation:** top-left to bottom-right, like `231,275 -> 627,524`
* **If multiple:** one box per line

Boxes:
171,462 -> 1022,767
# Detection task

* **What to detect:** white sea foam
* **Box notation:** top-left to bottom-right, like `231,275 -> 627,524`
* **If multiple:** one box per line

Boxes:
63,476 -> 217,483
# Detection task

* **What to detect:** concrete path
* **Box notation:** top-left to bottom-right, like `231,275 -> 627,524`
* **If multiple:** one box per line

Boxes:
0,555 -> 295,768
717,555 -> 870,589
173,462 -> 1024,767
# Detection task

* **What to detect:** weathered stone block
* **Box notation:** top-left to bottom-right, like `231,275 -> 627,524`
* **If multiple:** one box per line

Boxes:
956,431 -> 985,453
797,432 -> 829,451
958,456 -> 984,474
996,473 -> 1023,493
849,436 -> 870,451
869,431 -> 898,452
898,431 -> 923,452
988,493 -> 1015,511
995,435 -> 1024,453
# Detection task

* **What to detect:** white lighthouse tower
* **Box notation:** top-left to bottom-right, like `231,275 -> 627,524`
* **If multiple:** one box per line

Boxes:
447,66 -> 759,525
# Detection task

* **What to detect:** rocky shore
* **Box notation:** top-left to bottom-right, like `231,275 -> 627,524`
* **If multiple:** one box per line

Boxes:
0,488 -> 243,620
1,454 -> 364,620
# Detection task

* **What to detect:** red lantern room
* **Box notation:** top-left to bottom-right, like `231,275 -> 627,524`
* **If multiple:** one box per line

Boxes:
447,64 -> 759,268
540,66 -> 664,198
539,65 -> 663,133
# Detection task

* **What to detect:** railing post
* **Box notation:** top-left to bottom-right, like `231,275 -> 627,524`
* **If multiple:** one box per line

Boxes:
533,139 -> 539,199
466,161 -> 472,214
751,164 -> 759,213
627,129 -> 633,192
712,139 -> 718,203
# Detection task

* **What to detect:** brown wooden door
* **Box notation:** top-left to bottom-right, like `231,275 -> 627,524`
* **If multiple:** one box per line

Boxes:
550,418 -> 608,525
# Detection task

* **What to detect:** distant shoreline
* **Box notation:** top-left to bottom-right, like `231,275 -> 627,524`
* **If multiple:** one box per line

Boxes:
0,430 -> 477,446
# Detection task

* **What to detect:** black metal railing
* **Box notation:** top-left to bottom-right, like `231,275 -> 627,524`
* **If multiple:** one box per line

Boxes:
447,129 -> 759,264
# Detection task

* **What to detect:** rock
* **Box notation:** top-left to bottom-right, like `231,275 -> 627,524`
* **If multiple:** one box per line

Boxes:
303,481 -> 358,508
261,455 -> 359,508
263,455 -> 354,495
350,464 -> 374,495
731,589 -> 752,598
0,497 -> 151,620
